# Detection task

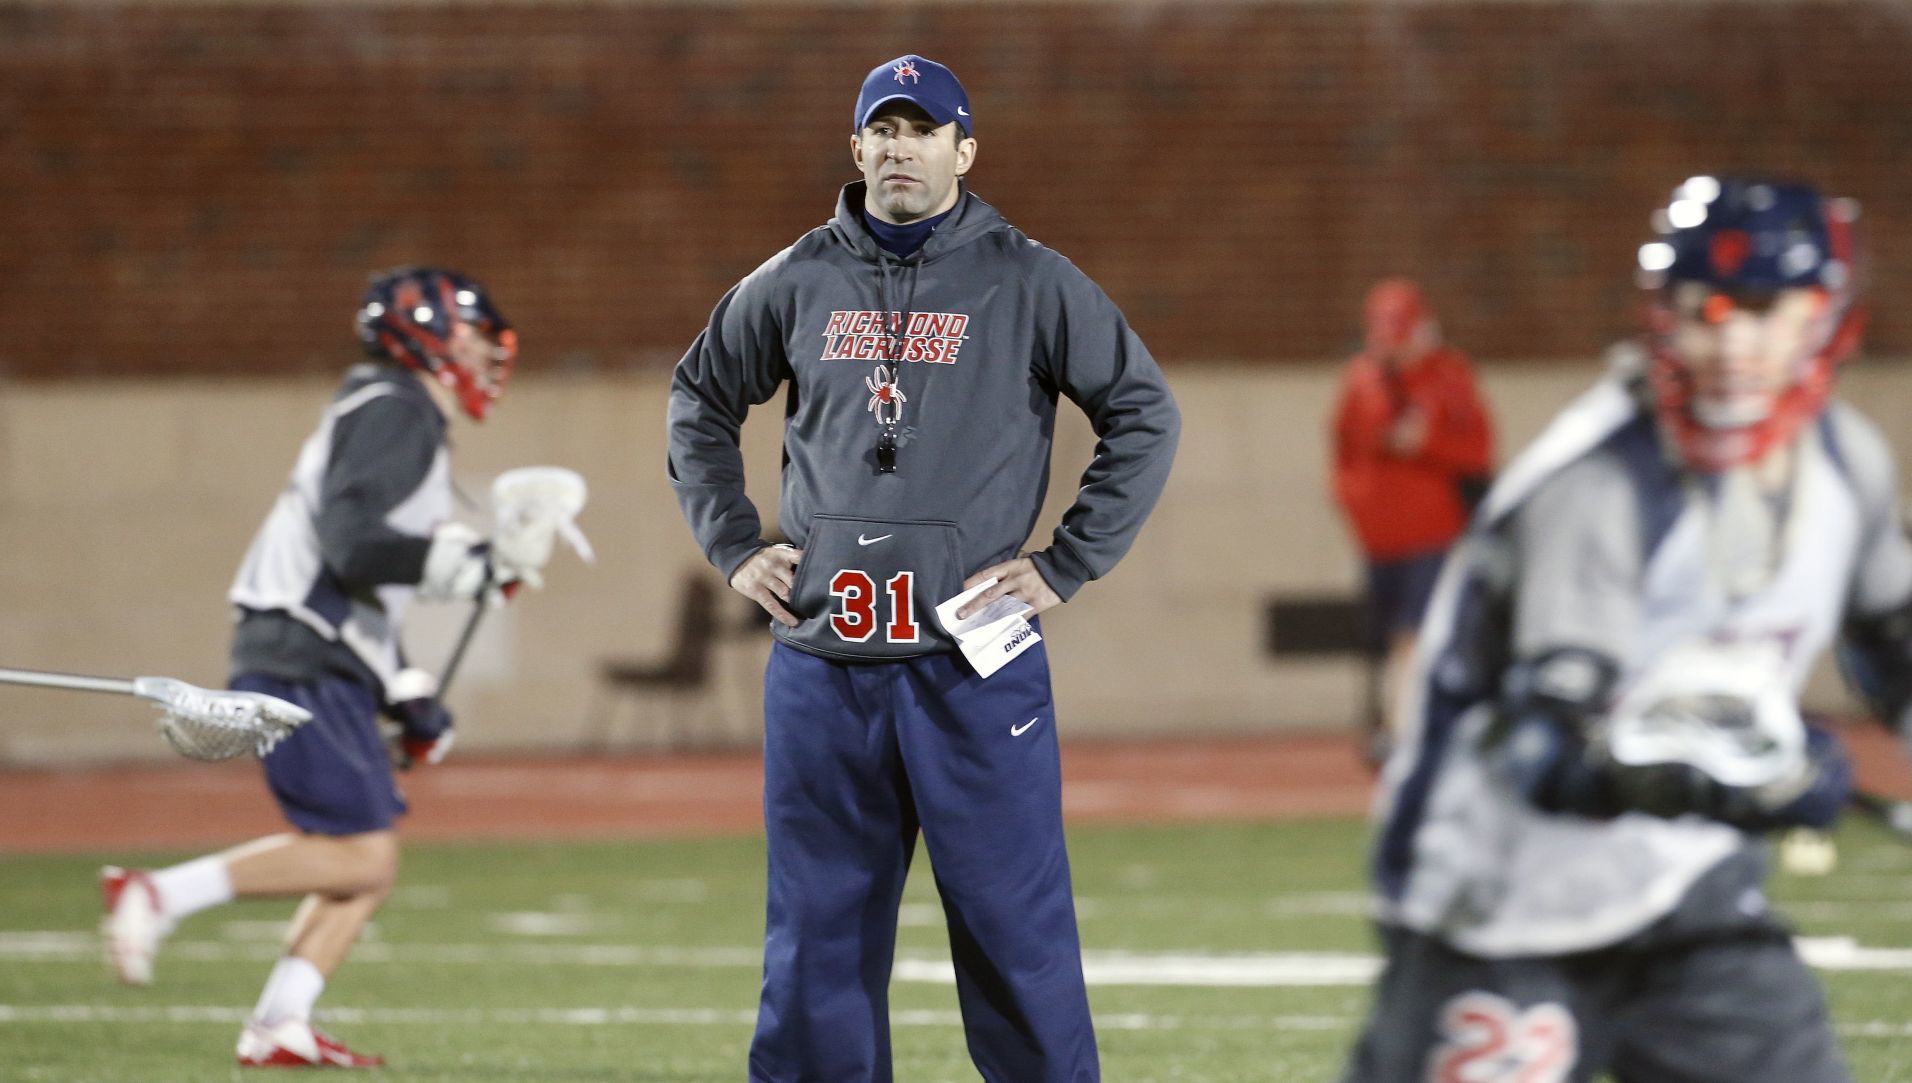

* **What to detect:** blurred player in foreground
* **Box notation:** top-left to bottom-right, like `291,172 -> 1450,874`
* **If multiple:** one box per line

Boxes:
1342,177 -> 1904,1082
668,54 -> 1178,1081
1330,278 -> 1494,766
100,267 -> 556,1068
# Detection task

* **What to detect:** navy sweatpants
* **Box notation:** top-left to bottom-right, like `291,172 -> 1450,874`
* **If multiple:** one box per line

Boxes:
749,640 -> 1098,1083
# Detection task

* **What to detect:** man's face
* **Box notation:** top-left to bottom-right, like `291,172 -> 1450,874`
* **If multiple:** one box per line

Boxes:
853,103 -> 976,224
427,320 -> 512,420
448,321 -> 509,388
1670,281 -> 1824,428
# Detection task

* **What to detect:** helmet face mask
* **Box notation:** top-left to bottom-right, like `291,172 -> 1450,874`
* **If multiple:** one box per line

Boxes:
1669,281 -> 1826,429
1636,177 -> 1863,472
356,267 -> 516,421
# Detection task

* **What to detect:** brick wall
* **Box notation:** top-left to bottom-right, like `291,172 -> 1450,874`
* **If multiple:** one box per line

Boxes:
4,1 -> 1911,377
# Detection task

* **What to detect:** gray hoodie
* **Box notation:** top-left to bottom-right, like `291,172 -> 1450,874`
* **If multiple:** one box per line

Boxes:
668,183 -> 1179,660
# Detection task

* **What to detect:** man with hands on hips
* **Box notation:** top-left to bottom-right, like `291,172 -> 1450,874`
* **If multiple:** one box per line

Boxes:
670,54 -> 1177,1083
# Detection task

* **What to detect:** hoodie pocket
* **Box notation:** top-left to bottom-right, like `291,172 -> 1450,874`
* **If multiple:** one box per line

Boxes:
779,514 -> 964,660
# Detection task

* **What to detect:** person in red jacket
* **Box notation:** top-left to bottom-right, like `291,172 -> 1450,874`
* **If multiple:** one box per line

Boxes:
1330,278 -> 1494,765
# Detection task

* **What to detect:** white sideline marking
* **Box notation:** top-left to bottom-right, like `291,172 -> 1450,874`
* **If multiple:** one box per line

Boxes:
8,931 -> 1912,982
1786,901 -> 1912,922
897,902 -> 942,927
489,912 -> 600,937
0,932 -> 758,968
896,953 -> 1381,987
387,884 -> 451,909
1795,936 -> 1912,970
0,1003 -> 1337,1032
1262,892 -> 1371,917
1,1004 -> 1909,1041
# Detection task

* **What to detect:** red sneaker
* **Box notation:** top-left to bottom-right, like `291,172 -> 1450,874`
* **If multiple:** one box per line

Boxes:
236,1019 -> 385,1068
100,866 -> 171,985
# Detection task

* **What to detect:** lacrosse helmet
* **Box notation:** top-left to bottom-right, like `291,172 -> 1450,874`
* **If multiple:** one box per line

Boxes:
1635,176 -> 1864,471
356,267 -> 517,421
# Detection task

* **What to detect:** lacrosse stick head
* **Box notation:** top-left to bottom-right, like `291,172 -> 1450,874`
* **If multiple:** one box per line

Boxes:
491,466 -> 594,569
1604,640 -> 1806,789
131,678 -> 311,762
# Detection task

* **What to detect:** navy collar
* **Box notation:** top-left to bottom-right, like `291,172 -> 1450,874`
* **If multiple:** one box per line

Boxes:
860,205 -> 955,259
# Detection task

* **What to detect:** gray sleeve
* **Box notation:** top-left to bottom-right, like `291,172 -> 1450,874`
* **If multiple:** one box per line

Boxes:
666,266 -> 793,581
1827,404 -> 1912,618
317,394 -> 439,587
1509,453 -> 1642,662
1028,260 -> 1181,600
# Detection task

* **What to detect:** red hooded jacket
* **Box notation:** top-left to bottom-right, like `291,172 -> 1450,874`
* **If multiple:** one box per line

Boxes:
1330,345 -> 1494,560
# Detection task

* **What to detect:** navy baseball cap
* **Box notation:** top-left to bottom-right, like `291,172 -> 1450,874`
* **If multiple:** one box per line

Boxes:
854,55 -> 972,136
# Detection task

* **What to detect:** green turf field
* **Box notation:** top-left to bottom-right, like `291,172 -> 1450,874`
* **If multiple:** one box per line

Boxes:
4,817 -> 1911,1081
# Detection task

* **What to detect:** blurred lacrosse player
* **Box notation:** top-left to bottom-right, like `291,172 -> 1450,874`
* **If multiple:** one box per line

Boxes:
99,267 -> 554,1068
1341,177 -> 1906,1082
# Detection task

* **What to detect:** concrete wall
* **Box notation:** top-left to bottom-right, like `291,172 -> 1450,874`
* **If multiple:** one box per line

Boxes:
5,359 -> 1907,765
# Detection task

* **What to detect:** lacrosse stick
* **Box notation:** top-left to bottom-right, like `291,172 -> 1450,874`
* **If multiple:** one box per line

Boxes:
432,466 -> 594,699
490,466 -> 595,581
0,667 -> 310,761
1605,640 -> 1805,789
437,602 -> 488,697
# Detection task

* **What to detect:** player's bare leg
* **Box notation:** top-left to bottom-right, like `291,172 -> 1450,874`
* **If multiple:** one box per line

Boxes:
282,884 -> 391,976
222,830 -> 398,900
105,828 -> 396,1069
233,833 -> 395,1068
1368,629 -> 1419,766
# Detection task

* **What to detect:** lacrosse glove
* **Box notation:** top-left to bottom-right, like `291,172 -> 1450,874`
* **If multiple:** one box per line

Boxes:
1486,647 -> 1625,818
383,667 -> 456,769
1599,721 -> 1851,831
418,523 -> 527,604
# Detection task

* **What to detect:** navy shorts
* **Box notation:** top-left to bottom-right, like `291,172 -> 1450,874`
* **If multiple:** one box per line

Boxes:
233,673 -> 406,836
1364,550 -> 1448,654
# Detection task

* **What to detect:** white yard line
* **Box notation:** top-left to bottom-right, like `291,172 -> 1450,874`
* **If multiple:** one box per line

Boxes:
6,931 -> 1912,982
1,1003 -> 1908,1041
0,1003 -> 1341,1032
894,953 -> 1381,986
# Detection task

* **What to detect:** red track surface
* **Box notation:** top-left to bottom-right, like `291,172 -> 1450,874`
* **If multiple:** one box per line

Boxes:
2,729 -> 1905,855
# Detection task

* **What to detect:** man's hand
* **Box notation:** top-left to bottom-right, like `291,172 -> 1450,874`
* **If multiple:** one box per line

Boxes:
731,545 -> 803,628
957,557 -> 1061,620
1385,407 -> 1428,455
398,726 -> 456,770
382,668 -> 455,770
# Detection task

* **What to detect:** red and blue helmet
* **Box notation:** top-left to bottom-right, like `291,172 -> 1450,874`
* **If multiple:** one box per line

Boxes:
1636,176 -> 1864,471
355,267 -> 517,421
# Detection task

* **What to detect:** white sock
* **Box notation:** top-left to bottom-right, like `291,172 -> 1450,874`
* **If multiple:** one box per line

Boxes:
251,956 -> 326,1026
150,856 -> 234,922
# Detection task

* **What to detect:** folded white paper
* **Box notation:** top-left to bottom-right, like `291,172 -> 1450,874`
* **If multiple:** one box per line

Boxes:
935,578 -> 1041,678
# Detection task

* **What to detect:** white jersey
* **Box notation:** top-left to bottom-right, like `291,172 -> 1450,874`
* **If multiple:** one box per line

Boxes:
228,369 -> 450,694
1372,375 -> 1912,957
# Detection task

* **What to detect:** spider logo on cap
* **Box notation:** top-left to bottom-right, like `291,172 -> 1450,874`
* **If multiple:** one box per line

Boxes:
892,60 -> 921,84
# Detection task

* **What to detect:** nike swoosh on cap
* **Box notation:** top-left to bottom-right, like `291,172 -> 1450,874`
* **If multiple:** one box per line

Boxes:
957,106 -> 970,116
